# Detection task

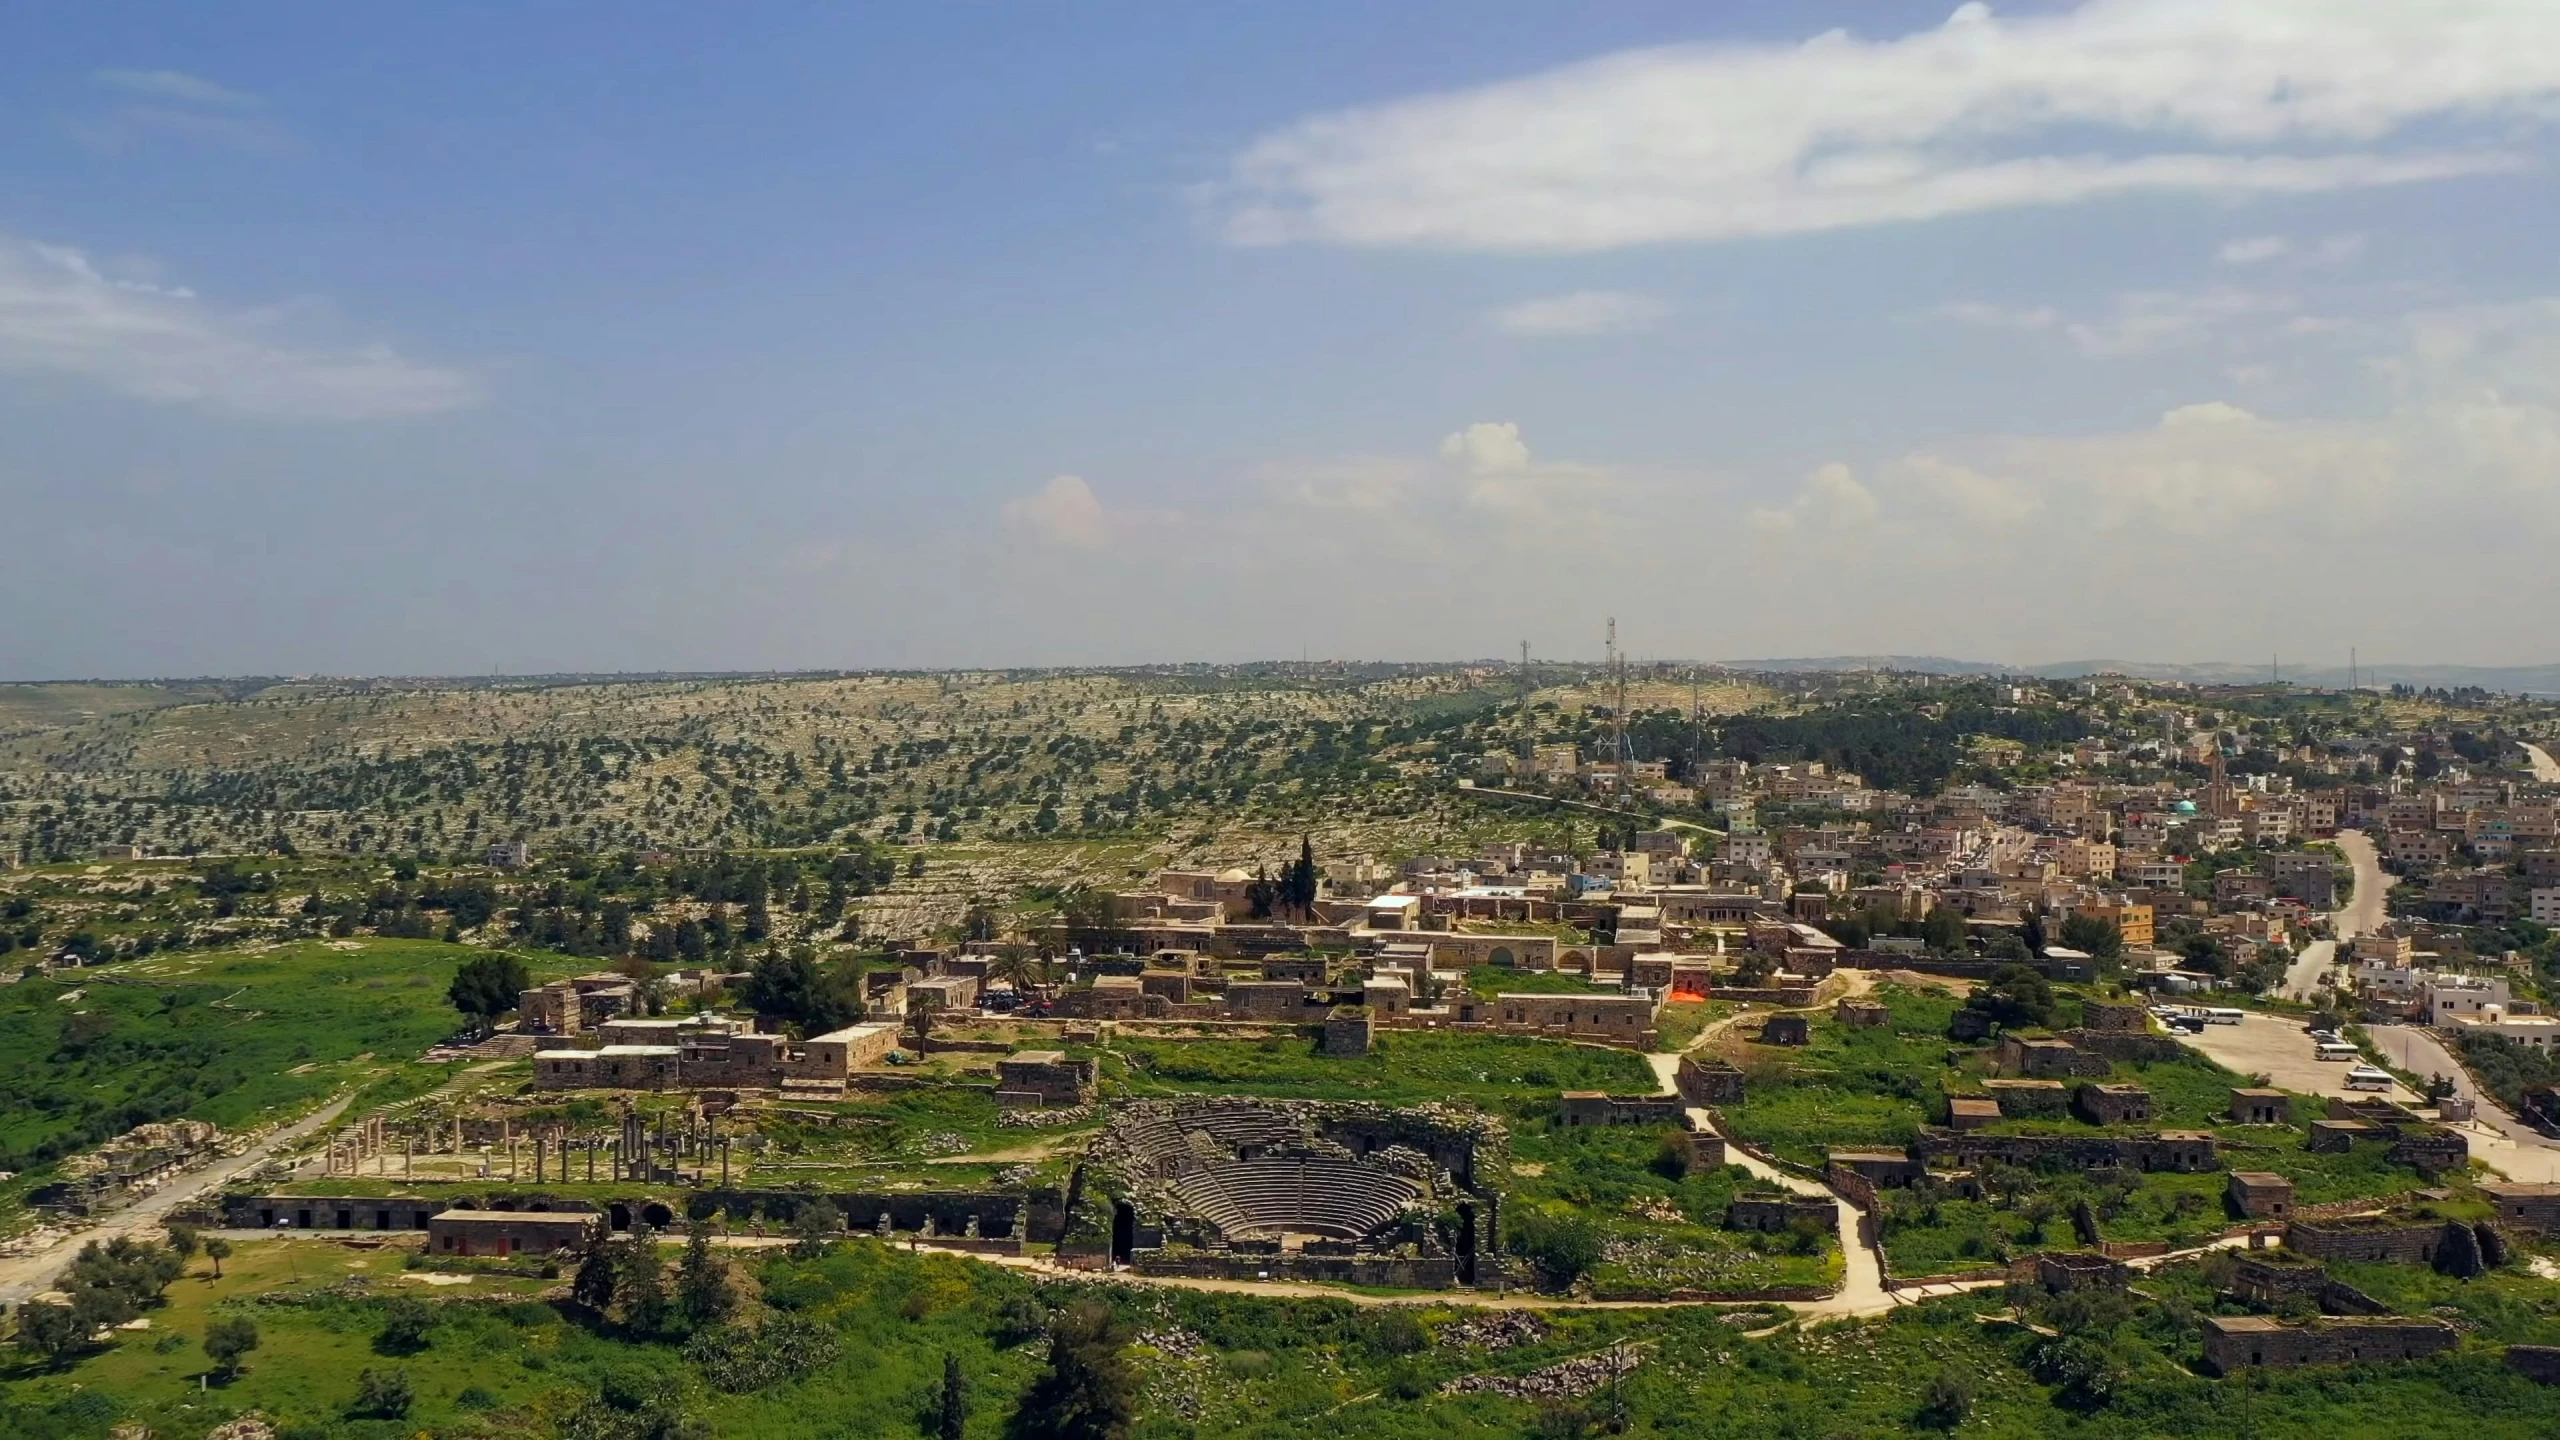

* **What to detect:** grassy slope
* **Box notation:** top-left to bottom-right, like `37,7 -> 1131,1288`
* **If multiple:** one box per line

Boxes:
8,1240 -> 2560,1440
1712,986 -> 2444,1275
0,940 -> 542,1178
1109,1031 -> 1655,1109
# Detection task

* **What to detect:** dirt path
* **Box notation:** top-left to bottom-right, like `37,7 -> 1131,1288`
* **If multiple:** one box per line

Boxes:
0,1093 -> 356,1307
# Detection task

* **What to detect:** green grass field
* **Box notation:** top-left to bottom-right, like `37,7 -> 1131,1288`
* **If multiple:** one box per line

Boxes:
0,939 -> 551,1183
1109,1030 -> 1656,1109
10,1238 -> 2560,1440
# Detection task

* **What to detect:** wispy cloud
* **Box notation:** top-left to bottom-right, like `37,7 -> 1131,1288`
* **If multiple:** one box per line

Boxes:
0,237 -> 479,421
2219,235 -> 2290,265
75,67 -> 287,153
1489,290 -> 1666,337
1001,475 -> 1110,548
94,69 -> 259,108
1222,0 -> 2558,252
1931,301 -> 2059,331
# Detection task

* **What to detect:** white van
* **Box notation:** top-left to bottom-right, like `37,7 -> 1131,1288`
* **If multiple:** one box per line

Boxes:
2345,1065 -> 2393,1091
2205,1008 -> 2245,1025
2315,1041 -> 2359,1062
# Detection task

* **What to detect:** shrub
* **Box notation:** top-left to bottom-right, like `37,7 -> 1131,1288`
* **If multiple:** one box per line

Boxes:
352,1366 -> 414,1419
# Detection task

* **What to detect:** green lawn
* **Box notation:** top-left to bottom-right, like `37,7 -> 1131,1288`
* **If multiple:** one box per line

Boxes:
1509,1121 -> 1837,1297
10,1237 -> 2560,1439
0,940 -> 550,1185
1109,1029 -> 1656,1108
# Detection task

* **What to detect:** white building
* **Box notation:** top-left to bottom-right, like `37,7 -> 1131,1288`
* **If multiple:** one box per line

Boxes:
2425,976 -> 2513,1021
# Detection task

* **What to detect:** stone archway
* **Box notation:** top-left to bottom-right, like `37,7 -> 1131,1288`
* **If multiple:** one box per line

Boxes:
1489,946 -> 1516,969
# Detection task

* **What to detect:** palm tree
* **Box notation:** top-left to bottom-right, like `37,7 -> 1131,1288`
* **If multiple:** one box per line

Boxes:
990,942 -> 1037,1000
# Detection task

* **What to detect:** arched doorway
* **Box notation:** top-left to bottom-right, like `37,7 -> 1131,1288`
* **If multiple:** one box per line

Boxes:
1489,946 -> 1516,969
640,1202 -> 674,1229
1456,1202 -> 1478,1285
608,1203 -> 631,1231
1111,1202 -> 1136,1265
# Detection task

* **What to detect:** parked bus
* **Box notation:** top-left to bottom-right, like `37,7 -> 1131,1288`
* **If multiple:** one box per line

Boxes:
2315,1041 -> 2359,1062
2205,1008 -> 2245,1025
2346,1065 -> 2394,1091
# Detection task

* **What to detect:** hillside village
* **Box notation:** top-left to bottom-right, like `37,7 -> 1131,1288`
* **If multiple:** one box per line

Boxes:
7,667 -> 2560,1437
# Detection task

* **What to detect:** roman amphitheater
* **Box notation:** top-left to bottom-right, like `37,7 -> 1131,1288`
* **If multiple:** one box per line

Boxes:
1082,1098 -> 1506,1287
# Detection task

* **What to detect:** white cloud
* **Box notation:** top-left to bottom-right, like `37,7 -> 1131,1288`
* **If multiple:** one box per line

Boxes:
1490,290 -> 1667,337
1439,420 -> 1531,474
0,237 -> 478,420
95,69 -> 259,108
1221,0 -> 2555,253
1000,474 -> 1110,548
1895,453 -> 2045,527
1932,300 -> 2059,331
2220,235 -> 2290,264
2222,232 -> 2369,266
1749,462 -> 1878,534
2066,288 -> 2297,357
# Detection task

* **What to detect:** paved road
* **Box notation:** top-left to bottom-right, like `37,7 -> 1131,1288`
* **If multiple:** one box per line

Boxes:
2171,1011 -> 2418,1105
2276,829 -> 2388,1002
2525,743 -> 2560,785
0,1093 -> 355,1307
2367,1024 -> 2560,1184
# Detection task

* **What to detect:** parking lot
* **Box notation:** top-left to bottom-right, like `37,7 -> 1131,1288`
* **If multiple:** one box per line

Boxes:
2167,1010 -> 2418,1105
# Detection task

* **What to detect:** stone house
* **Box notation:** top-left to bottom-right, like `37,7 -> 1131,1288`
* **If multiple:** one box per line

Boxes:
2230,1088 -> 2291,1125
1827,1150 -> 1922,1187
1675,1056 -> 1746,1105
1322,1010 -> 1374,1056
1226,980 -> 1309,1017
2227,1171 -> 2296,1218
1557,1092 -> 1686,1126
2482,1182 -> 2560,1232
2073,1083 -> 2153,1125
1947,1097 -> 2003,1131
1727,1192 -> 1839,1233
2201,1315 -> 2456,1374
2080,1000 -> 2152,1033
1759,1014 -> 1811,1046
1982,1078 -> 2068,1116
993,1050 -> 1098,1107
427,1208 -> 602,1258
1998,1036 -> 2112,1079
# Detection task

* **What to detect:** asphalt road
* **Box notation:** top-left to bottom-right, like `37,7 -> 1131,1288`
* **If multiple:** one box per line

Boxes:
0,1093 -> 354,1307
2172,1010 -> 2418,1105
2366,1023 -> 2560,1184
2525,743 -> 2560,785
2276,829 -> 2388,1002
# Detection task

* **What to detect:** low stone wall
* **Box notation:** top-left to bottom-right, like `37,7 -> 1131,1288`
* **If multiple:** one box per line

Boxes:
2284,1218 -> 2446,1266
2202,1316 -> 2457,1374
1131,1252 -> 1461,1289
2060,1028 -> 2183,1063
1826,1166 -> 1880,1214
1710,986 -> 1820,1007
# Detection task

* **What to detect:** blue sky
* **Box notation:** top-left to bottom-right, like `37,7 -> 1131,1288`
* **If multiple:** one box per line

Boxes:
7,1 -> 2560,677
